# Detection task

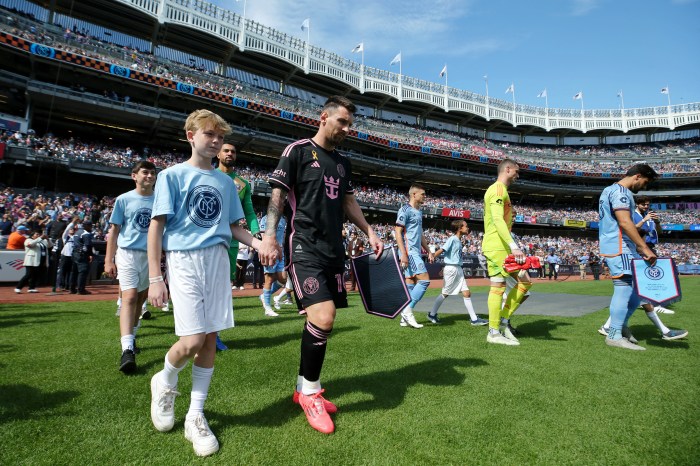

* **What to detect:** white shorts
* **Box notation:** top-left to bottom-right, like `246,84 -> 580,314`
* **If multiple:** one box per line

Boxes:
166,244 -> 234,336
441,265 -> 469,296
116,248 -> 149,292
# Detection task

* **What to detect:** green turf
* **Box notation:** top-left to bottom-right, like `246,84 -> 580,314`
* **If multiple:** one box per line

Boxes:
1,277 -> 699,465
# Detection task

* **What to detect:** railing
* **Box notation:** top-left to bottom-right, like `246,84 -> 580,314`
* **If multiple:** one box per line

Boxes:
111,0 -> 700,133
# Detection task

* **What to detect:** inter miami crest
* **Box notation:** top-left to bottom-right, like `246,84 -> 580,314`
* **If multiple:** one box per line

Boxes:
186,186 -> 222,228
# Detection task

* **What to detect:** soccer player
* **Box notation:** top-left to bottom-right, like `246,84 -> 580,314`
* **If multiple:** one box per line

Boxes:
147,109 -> 265,456
215,143 -> 260,350
395,184 -> 435,329
272,275 -> 296,311
597,195 -> 688,341
598,164 -> 660,350
481,159 -> 530,346
104,160 -> 157,374
259,95 -> 382,434
427,219 -> 487,326
259,213 -> 287,317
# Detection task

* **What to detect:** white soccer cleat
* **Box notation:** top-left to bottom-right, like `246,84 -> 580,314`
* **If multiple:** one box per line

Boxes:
605,337 -> 645,351
400,309 -> 423,329
654,305 -> 674,315
150,373 -> 180,432
501,325 -> 519,343
487,332 -> 520,346
184,413 -> 219,457
272,295 -> 282,310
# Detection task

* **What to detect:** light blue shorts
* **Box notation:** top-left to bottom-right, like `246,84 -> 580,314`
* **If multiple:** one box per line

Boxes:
264,258 -> 285,274
403,252 -> 427,278
605,253 -> 639,278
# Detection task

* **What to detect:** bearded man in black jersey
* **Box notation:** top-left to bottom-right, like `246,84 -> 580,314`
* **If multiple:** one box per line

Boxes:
259,95 -> 383,434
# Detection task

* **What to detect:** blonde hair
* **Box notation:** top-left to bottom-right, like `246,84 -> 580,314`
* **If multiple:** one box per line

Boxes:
184,109 -> 232,135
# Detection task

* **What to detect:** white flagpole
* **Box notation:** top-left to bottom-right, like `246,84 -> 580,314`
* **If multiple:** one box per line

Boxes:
666,86 -> 671,107
511,83 -> 516,126
619,90 -> 625,110
360,42 -> 365,94
238,0 -> 247,51
484,75 -> 489,121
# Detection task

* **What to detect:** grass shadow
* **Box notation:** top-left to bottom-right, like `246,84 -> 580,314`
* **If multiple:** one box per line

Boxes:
212,357 -> 486,429
219,325 -> 361,351
513,319 -> 573,341
0,384 -> 80,424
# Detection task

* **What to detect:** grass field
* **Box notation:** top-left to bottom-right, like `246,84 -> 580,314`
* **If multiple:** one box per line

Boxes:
1,278 -> 699,465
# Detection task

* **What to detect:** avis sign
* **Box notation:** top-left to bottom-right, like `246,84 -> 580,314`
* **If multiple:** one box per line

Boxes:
441,208 -> 471,219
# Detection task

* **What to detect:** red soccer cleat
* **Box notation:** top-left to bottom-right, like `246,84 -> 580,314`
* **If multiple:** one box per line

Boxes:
297,390 -> 335,434
293,390 -> 337,413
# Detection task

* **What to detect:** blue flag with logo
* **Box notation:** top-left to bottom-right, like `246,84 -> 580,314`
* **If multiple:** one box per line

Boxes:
631,258 -> 681,306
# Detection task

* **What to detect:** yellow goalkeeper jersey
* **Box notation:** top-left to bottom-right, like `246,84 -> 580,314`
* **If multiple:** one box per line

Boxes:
481,181 -> 514,252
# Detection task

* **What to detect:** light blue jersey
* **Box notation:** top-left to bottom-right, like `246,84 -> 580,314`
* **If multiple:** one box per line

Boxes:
152,163 -> 244,251
598,183 -> 636,257
396,204 -> 423,255
109,190 -> 154,251
260,214 -> 286,244
441,235 -> 463,265
633,210 -> 658,245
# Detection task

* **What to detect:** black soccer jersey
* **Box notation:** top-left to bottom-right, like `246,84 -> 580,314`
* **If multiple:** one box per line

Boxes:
268,138 -> 354,267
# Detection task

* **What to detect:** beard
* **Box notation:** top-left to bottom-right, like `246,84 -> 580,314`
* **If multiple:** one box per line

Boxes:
221,158 -> 236,168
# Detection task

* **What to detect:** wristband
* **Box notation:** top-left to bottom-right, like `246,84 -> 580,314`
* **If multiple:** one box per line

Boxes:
149,276 -> 164,284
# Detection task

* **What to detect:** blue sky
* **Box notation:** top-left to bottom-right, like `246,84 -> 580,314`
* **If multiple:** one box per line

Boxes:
210,0 -> 699,111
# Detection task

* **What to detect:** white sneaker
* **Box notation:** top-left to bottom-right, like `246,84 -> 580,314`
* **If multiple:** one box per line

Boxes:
273,296 -> 282,310
400,309 -> 423,329
28,289 -> 38,293
239,286 -> 245,290
265,309 -> 279,317
501,325 -> 519,343
150,373 -> 180,432
184,413 -> 219,457
605,337 -> 645,351
487,332 -> 520,346
654,305 -> 674,315
162,302 -> 170,312
14,288 -> 21,294
597,326 -> 609,336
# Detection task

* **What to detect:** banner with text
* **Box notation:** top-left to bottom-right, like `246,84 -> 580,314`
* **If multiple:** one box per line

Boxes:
469,145 -> 505,158
423,136 -> 460,151
563,219 -> 587,228
441,208 -> 471,219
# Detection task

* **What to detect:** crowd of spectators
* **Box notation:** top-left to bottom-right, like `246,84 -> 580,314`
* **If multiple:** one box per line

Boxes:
2,10 -> 700,176
1,185 -> 698,266
3,127 -> 700,226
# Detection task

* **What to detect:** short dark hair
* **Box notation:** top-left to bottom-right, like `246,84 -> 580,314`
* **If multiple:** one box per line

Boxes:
322,95 -> 356,115
635,195 -> 651,204
450,219 -> 466,233
497,158 -> 518,175
132,160 -> 156,174
625,164 -> 659,181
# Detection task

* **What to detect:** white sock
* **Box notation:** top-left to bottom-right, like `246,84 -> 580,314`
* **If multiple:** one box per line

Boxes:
646,311 -> 669,334
142,301 -> 147,312
430,295 -> 446,316
116,297 -> 122,307
296,375 -> 304,392
133,319 -> 141,337
120,334 -> 134,352
187,365 -> 214,420
277,289 -> 288,301
500,317 -> 510,326
463,297 -> 478,321
160,352 -> 188,387
603,316 -> 612,329
301,377 -> 321,396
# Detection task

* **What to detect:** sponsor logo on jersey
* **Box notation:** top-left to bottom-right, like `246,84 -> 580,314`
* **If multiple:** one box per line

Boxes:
324,175 -> 340,199
133,208 -> 152,232
186,185 -> 222,228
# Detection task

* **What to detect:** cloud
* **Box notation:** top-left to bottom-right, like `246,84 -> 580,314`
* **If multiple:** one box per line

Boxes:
571,0 -> 599,16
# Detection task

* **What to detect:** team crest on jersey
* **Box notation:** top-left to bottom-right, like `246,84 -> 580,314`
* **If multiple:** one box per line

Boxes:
186,185 -> 222,228
303,277 -> 320,295
133,208 -> 152,232
324,175 -> 340,199
337,164 -> 345,178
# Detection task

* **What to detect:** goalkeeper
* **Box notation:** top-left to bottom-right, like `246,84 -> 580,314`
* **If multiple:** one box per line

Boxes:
481,159 -> 531,346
